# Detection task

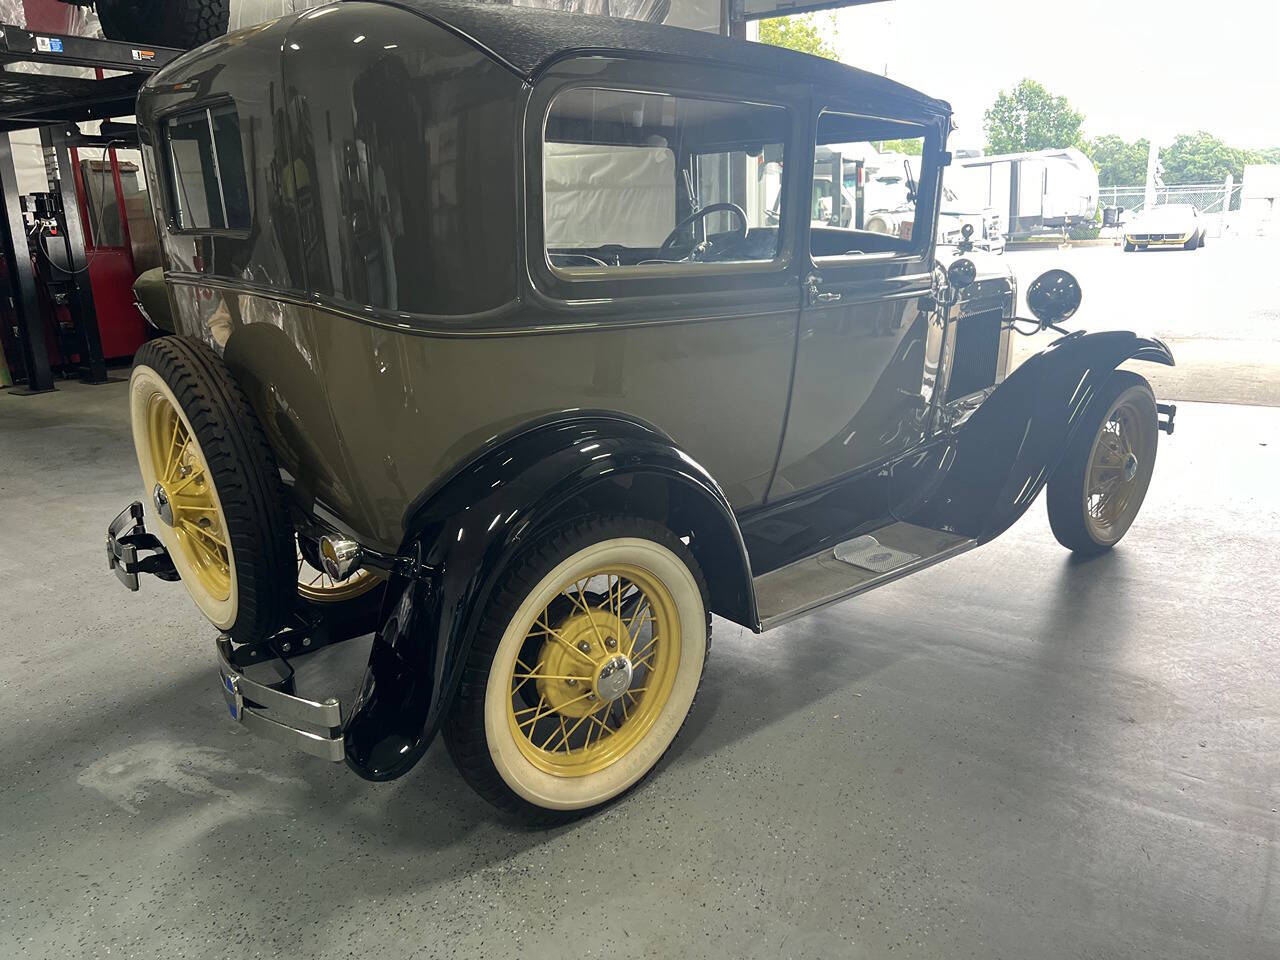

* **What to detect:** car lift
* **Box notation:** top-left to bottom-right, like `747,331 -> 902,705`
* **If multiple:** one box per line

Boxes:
0,22 -> 178,394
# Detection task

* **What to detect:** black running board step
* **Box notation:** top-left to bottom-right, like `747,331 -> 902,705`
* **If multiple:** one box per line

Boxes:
754,522 -> 976,631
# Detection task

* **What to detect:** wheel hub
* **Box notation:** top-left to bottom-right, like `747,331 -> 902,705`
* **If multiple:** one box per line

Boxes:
1122,452 -> 1139,483
152,482 -> 175,526
536,606 -> 630,718
594,655 -> 634,703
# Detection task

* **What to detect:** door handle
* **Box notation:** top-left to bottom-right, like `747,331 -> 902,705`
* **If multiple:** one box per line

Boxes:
804,274 -> 841,307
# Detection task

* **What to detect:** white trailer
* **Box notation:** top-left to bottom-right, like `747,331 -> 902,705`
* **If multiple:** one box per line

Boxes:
949,147 -> 1099,240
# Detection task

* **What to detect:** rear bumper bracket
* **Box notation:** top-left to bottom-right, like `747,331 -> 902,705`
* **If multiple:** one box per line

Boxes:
106,501 -> 178,590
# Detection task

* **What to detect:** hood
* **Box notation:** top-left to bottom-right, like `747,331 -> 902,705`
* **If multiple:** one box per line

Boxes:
1131,207 -> 1196,231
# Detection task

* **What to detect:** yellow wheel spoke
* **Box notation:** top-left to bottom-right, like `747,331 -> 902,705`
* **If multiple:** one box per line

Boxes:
179,518 -> 227,551
173,501 -> 216,514
568,581 -> 609,650
558,712 -> 592,752
554,715 -> 570,752
168,467 -> 206,496
532,618 -> 596,665
165,433 -> 192,484
162,415 -> 182,481
513,673 -> 590,682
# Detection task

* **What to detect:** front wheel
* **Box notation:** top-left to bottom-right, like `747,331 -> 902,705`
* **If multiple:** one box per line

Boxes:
1046,371 -> 1158,556
444,516 -> 710,826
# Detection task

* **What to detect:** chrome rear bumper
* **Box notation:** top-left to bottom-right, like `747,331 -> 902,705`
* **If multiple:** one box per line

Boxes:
216,636 -> 345,762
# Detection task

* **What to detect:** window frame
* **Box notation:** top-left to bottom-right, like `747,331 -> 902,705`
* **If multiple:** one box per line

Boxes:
524,57 -> 807,307
807,108 -> 943,269
157,97 -> 252,238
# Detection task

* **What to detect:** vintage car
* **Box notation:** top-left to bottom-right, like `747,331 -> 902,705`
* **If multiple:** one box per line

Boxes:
105,0 -> 1176,824
1123,203 -> 1206,251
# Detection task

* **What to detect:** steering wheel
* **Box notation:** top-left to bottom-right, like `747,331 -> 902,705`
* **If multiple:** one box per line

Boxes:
660,202 -> 749,254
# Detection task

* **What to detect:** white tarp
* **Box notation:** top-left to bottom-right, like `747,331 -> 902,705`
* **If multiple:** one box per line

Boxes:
543,142 -> 675,248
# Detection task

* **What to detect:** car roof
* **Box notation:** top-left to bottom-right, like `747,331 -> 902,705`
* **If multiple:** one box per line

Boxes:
358,0 -> 950,120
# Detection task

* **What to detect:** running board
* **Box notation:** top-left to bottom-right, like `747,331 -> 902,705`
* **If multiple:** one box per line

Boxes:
754,522 -> 977,631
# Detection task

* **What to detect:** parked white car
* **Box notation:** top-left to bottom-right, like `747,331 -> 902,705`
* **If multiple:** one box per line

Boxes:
1123,204 -> 1206,251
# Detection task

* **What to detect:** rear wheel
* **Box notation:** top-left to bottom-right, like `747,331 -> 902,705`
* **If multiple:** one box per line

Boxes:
1046,371 -> 1158,556
130,337 -> 294,642
97,0 -> 228,49
444,516 -> 710,826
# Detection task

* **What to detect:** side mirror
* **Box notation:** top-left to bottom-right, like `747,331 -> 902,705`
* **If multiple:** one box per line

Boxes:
947,257 -> 977,295
1026,269 -> 1082,327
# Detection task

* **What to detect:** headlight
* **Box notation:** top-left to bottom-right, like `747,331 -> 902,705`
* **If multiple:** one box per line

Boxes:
866,216 -> 890,234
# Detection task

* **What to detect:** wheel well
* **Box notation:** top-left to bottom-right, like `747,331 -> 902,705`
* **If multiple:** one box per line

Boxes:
537,472 -> 756,629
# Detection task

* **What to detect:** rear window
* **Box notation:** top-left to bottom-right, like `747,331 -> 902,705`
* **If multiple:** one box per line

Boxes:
164,102 -> 249,231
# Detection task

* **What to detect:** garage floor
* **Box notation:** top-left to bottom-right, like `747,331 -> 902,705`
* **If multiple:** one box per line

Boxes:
2,380 -> 1277,960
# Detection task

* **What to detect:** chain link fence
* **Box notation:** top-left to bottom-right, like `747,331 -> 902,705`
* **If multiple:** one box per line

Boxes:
1098,183 -> 1242,216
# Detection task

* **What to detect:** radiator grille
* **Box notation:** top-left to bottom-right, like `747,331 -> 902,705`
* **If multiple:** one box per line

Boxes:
945,309 -> 1003,401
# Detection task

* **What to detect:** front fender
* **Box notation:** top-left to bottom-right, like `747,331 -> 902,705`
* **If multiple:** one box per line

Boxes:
894,330 -> 1173,542
342,412 -> 754,780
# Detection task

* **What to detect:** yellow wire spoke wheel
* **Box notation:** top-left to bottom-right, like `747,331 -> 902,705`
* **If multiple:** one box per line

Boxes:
507,563 -> 679,776
131,364 -> 238,628
129,337 -> 296,642
296,540 -> 382,604
460,519 -> 709,820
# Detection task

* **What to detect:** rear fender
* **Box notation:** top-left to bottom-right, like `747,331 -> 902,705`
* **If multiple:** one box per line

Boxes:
343,412 -> 754,780
894,330 -> 1174,541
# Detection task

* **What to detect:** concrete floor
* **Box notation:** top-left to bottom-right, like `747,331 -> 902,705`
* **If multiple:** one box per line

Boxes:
1005,236 -> 1280,406
1,380 -> 1277,960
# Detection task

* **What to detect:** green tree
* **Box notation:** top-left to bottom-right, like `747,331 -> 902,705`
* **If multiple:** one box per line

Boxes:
757,12 -> 839,61
879,138 -> 922,156
1084,134 -> 1150,187
983,79 -> 1085,154
1162,130 -> 1253,184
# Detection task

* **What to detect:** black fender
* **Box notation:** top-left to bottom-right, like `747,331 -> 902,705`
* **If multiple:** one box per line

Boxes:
894,330 -> 1174,542
342,412 -> 756,780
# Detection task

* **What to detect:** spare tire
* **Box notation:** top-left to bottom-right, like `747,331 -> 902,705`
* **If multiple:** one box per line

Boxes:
129,336 -> 295,643
97,0 -> 229,49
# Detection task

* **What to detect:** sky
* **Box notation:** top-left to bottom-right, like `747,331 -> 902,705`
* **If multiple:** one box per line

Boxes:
822,0 -> 1280,151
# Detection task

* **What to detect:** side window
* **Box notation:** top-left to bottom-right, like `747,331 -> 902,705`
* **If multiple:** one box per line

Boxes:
810,111 -> 929,259
543,87 -> 787,272
164,102 -> 249,231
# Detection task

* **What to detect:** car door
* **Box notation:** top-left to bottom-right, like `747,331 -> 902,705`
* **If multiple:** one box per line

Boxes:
519,57 -> 809,511
766,109 -> 942,500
